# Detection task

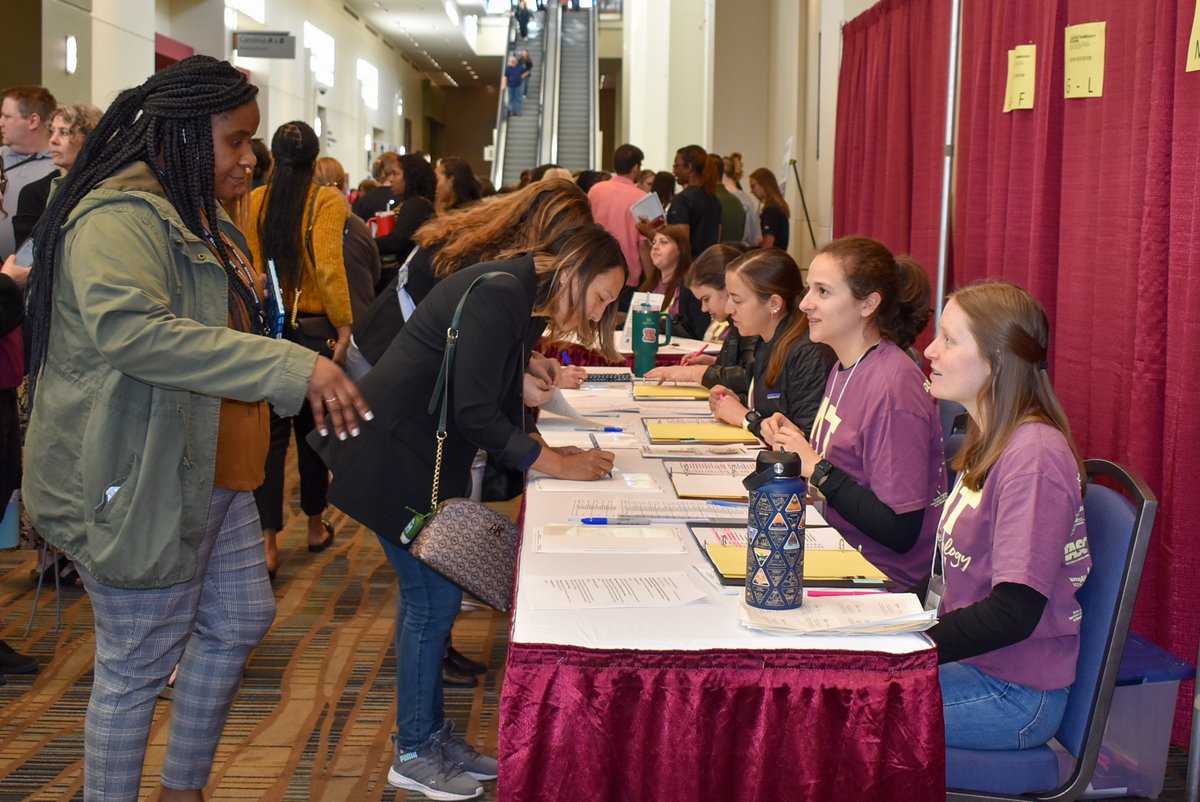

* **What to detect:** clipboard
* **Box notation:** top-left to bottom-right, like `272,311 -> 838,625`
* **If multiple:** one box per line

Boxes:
686,523 -> 893,588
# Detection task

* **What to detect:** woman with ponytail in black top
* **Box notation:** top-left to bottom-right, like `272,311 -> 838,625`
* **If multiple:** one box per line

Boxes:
708,248 -> 836,437
666,145 -> 722,257
22,56 -> 367,802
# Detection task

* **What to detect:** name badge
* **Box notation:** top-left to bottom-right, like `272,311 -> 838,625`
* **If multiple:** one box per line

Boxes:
924,573 -> 945,613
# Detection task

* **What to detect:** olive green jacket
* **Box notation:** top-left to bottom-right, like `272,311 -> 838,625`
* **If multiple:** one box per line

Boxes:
23,162 -> 316,588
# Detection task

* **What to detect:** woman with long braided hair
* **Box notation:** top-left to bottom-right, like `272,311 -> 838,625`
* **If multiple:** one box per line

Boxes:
22,56 -> 369,802
245,121 -> 352,576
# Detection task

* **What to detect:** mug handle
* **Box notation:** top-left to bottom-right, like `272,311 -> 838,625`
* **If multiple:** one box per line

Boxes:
659,314 -> 672,346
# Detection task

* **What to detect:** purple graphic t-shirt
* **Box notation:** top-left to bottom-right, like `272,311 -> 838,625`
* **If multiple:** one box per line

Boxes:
938,422 -> 1090,691
808,341 -> 945,590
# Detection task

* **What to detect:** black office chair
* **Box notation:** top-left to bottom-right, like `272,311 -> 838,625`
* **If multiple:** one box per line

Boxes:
938,400 -> 968,483
946,458 -> 1158,801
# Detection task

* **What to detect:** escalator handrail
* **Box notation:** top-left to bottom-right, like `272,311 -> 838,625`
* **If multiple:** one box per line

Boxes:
587,5 -> 598,169
491,13 -> 519,188
542,5 -> 563,166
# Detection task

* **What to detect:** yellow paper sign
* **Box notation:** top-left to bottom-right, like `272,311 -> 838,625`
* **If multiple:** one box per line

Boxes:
633,384 -> 711,400
1188,0 -> 1200,72
646,422 -> 759,444
1064,21 -> 1106,98
1004,44 -> 1036,112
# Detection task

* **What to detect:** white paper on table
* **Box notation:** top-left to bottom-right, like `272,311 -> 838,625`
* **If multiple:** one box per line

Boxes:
535,524 -> 686,554
670,473 -> 749,501
666,461 -> 753,476
736,594 -> 936,635
538,430 -> 595,449
539,389 -> 611,428
529,472 -> 661,494
525,572 -> 705,609
569,498 -> 747,521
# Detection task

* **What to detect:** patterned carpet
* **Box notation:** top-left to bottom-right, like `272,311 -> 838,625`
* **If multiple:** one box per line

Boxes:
1,488 -> 1194,801
0,495 -> 516,802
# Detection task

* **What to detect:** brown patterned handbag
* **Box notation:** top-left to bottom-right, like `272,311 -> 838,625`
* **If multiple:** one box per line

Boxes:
403,272 -> 521,612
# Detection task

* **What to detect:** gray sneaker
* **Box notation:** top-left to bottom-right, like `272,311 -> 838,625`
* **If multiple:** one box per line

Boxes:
388,733 -> 482,801
435,720 -> 499,780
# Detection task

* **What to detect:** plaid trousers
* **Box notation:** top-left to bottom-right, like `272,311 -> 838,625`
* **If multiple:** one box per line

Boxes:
76,489 -> 275,801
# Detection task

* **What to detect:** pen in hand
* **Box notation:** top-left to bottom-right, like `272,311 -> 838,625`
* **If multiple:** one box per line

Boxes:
589,432 -> 613,479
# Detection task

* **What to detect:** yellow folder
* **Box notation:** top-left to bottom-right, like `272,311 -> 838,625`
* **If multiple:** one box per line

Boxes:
705,544 -> 889,584
646,422 -> 759,444
633,384 -> 711,401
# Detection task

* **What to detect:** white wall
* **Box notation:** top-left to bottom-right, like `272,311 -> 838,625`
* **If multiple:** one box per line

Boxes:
92,0 -> 155,107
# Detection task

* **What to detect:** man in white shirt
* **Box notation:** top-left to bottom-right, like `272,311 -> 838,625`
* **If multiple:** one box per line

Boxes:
588,143 -> 650,290
1,85 -> 58,259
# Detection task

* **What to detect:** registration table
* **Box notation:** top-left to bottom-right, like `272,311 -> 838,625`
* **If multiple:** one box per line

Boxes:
496,386 -> 946,802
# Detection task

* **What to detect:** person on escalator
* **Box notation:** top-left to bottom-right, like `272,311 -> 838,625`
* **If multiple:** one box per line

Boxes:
502,54 -> 529,117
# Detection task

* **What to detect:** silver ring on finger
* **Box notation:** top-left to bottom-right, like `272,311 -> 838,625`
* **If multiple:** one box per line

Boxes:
324,397 -> 339,405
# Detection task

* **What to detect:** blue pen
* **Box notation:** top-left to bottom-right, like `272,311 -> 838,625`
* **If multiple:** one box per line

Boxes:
560,350 -> 573,366
573,426 -> 624,433
579,517 -> 654,525
707,499 -> 746,508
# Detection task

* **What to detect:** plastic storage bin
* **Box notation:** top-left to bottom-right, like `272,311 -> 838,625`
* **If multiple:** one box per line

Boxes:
1084,633 -> 1195,799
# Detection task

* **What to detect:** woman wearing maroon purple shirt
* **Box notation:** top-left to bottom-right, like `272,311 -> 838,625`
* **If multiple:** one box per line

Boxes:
923,281 -> 1090,749
762,236 -> 944,592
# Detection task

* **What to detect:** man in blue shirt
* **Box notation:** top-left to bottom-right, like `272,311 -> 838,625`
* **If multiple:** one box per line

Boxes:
502,54 -> 529,116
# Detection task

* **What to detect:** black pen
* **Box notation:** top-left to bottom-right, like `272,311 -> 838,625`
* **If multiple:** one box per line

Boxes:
589,432 -> 613,478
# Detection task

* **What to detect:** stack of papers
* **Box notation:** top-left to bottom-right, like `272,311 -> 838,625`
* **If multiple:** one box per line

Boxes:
737,593 -> 936,635
640,444 -> 757,459
667,461 -> 753,501
525,572 -> 705,610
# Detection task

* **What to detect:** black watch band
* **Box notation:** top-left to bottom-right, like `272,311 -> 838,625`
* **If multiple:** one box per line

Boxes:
742,410 -> 763,432
809,459 -> 835,488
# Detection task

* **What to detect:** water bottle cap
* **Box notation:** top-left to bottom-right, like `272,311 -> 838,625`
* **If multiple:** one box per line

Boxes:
743,450 -> 801,491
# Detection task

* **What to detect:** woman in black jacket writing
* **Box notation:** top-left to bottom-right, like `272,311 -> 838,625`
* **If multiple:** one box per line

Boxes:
311,225 -> 623,800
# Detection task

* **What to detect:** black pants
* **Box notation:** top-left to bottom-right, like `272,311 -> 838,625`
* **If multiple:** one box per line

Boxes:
253,402 -> 327,531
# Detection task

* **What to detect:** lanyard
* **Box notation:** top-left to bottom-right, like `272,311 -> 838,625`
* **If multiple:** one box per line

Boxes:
810,344 -> 873,457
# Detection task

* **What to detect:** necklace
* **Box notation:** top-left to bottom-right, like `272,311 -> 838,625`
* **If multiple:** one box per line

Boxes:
203,229 -> 268,336
812,339 -> 880,456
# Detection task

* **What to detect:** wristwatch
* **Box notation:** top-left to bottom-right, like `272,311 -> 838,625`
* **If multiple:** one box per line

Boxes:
809,459 -> 835,488
742,410 -> 763,432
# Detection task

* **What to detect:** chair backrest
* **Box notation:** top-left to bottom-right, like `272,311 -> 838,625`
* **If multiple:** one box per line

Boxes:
1055,459 -> 1156,770
938,400 -> 968,478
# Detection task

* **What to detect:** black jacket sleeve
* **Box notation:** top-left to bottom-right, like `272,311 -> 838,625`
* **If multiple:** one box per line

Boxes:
702,328 -> 757,394
929,582 -> 1047,664
375,196 -> 434,260
14,172 -> 53,247
780,337 -> 836,434
819,467 -> 925,553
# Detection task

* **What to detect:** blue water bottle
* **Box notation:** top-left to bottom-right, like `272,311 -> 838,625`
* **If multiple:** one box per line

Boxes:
742,451 -> 805,609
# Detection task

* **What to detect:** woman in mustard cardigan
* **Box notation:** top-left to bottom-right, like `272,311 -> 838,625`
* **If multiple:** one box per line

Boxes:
244,121 -> 353,576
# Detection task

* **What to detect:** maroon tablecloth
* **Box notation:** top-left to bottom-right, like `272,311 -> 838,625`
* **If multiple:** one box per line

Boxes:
498,642 -> 945,801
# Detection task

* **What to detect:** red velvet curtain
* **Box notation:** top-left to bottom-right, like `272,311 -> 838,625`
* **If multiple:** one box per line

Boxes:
833,0 -> 951,336
954,0 -> 1200,742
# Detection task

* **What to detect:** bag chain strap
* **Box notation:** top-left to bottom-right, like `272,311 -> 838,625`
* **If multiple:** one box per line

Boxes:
425,271 -> 520,513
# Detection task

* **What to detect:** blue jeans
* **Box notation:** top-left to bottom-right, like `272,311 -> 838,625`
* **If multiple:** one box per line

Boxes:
378,535 -> 462,749
507,85 -> 523,115
940,661 -> 1069,749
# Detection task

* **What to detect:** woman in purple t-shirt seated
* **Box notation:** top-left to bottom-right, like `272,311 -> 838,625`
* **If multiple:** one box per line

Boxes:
923,280 -> 1090,749
761,236 -> 944,592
